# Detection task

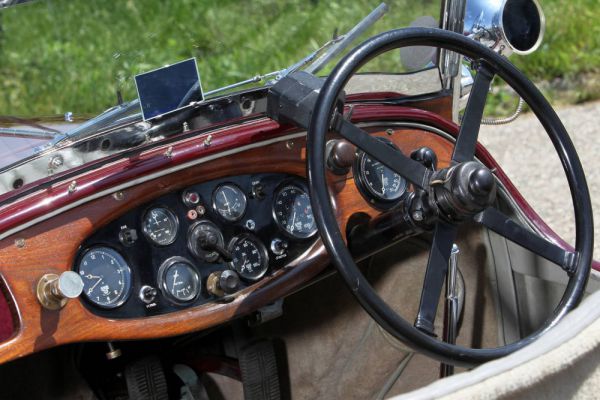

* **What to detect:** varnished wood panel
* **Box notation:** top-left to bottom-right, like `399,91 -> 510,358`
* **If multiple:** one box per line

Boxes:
0,126 -> 454,363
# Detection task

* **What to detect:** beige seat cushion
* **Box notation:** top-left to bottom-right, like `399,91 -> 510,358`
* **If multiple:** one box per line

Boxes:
392,289 -> 600,400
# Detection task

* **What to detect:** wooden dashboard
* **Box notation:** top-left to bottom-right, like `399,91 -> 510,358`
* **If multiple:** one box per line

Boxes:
0,96 -> 460,363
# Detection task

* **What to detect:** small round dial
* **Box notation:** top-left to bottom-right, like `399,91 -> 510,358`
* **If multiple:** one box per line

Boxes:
228,234 -> 269,281
77,247 -> 132,309
355,138 -> 408,204
273,184 -> 317,239
212,184 -> 247,222
158,257 -> 200,304
142,207 -> 179,246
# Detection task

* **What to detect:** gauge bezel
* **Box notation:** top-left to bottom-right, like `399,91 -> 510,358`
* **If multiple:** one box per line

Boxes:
157,256 -> 200,305
141,206 -> 180,246
227,233 -> 270,281
212,183 -> 248,222
76,245 -> 133,309
353,137 -> 409,211
272,181 -> 318,239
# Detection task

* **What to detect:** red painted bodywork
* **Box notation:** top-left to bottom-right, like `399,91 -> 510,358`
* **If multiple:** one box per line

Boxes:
0,104 -> 595,340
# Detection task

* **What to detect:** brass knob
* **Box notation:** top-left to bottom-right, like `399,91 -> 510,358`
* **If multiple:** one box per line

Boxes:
207,270 -> 240,297
37,271 -> 84,310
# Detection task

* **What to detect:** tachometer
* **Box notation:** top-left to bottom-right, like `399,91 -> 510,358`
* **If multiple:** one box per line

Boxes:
212,183 -> 247,222
142,207 -> 179,246
228,234 -> 269,281
354,137 -> 408,207
273,184 -> 317,239
158,257 -> 200,304
77,246 -> 132,309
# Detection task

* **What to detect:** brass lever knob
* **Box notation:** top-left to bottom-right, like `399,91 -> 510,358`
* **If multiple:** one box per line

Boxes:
37,271 -> 84,310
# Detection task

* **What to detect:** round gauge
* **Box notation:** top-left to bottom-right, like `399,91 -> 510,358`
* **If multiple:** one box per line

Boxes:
77,247 -> 132,309
142,207 -> 179,246
228,234 -> 269,281
212,184 -> 247,222
355,138 -> 408,205
273,184 -> 317,239
158,257 -> 200,304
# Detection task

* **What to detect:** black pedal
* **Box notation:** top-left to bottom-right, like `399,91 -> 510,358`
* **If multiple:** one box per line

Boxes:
124,356 -> 169,400
239,340 -> 281,400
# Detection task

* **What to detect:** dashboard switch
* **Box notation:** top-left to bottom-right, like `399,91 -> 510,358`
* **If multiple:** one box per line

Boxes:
118,228 -> 138,247
207,270 -> 240,297
251,182 -> 266,200
139,285 -> 158,304
270,238 -> 289,256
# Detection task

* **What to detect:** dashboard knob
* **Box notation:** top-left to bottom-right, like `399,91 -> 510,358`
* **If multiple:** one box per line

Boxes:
326,140 -> 355,175
37,271 -> 84,310
410,147 -> 438,170
219,270 -> 241,294
207,270 -> 241,297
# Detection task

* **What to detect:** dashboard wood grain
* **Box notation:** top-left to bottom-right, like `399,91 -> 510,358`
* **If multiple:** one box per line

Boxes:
0,123 -> 455,364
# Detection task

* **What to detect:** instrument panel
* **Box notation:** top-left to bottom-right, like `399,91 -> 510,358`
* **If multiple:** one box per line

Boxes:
75,173 -> 318,318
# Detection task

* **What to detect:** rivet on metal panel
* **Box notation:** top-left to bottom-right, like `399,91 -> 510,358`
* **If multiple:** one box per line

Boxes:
68,181 -> 77,193
113,191 -> 125,201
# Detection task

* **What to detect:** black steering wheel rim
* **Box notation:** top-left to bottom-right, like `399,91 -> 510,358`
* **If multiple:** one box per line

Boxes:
307,27 -> 593,366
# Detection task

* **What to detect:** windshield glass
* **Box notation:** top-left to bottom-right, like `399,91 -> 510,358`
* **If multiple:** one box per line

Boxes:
0,0 -> 442,190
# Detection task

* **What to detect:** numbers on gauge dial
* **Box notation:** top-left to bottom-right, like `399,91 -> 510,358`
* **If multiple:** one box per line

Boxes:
213,184 -> 247,222
358,138 -> 407,202
78,247 -> 132,309
228,235 -> 269,281
273,185 -> 317,239
142,207 -> 179,246
159,258 -> 199,303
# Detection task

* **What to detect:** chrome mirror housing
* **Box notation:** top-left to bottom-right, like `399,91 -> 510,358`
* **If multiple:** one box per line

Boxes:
464,0 -> 545,56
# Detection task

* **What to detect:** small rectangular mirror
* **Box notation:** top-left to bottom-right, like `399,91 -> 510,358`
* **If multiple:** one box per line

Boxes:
135,58 -> 203,121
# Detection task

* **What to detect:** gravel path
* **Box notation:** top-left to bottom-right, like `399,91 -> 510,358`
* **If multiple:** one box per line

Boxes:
478,101 -> 600,259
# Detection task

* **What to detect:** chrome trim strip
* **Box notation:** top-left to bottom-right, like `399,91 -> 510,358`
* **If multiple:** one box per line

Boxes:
0,131 -> 306,241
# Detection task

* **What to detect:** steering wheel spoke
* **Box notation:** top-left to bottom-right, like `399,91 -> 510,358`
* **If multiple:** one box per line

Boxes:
414,221 -> 458,336
334,117 -> 431,189
308,27 -> 593,366
475,207 -> 578,274
452,62 -> 495,163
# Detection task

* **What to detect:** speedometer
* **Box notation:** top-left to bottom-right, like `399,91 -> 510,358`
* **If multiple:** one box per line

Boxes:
228,234 -> 269,281
354,137 -> 408,208
273,184 -> 317,239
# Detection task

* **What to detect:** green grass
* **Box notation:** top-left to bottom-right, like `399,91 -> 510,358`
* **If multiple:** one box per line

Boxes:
0,0 -> 599,118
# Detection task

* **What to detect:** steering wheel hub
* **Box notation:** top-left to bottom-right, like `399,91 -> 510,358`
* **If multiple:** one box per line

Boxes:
430,162 -> 497,222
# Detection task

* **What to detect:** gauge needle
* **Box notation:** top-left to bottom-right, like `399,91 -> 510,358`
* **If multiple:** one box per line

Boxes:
88,276 -> 103,293
290,211 -> 297,232
173,269 -> 181,287
381,173 -> 386,194
221,192 -> 232,213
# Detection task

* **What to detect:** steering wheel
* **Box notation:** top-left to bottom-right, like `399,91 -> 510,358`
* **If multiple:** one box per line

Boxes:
307,27 -> 594,366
